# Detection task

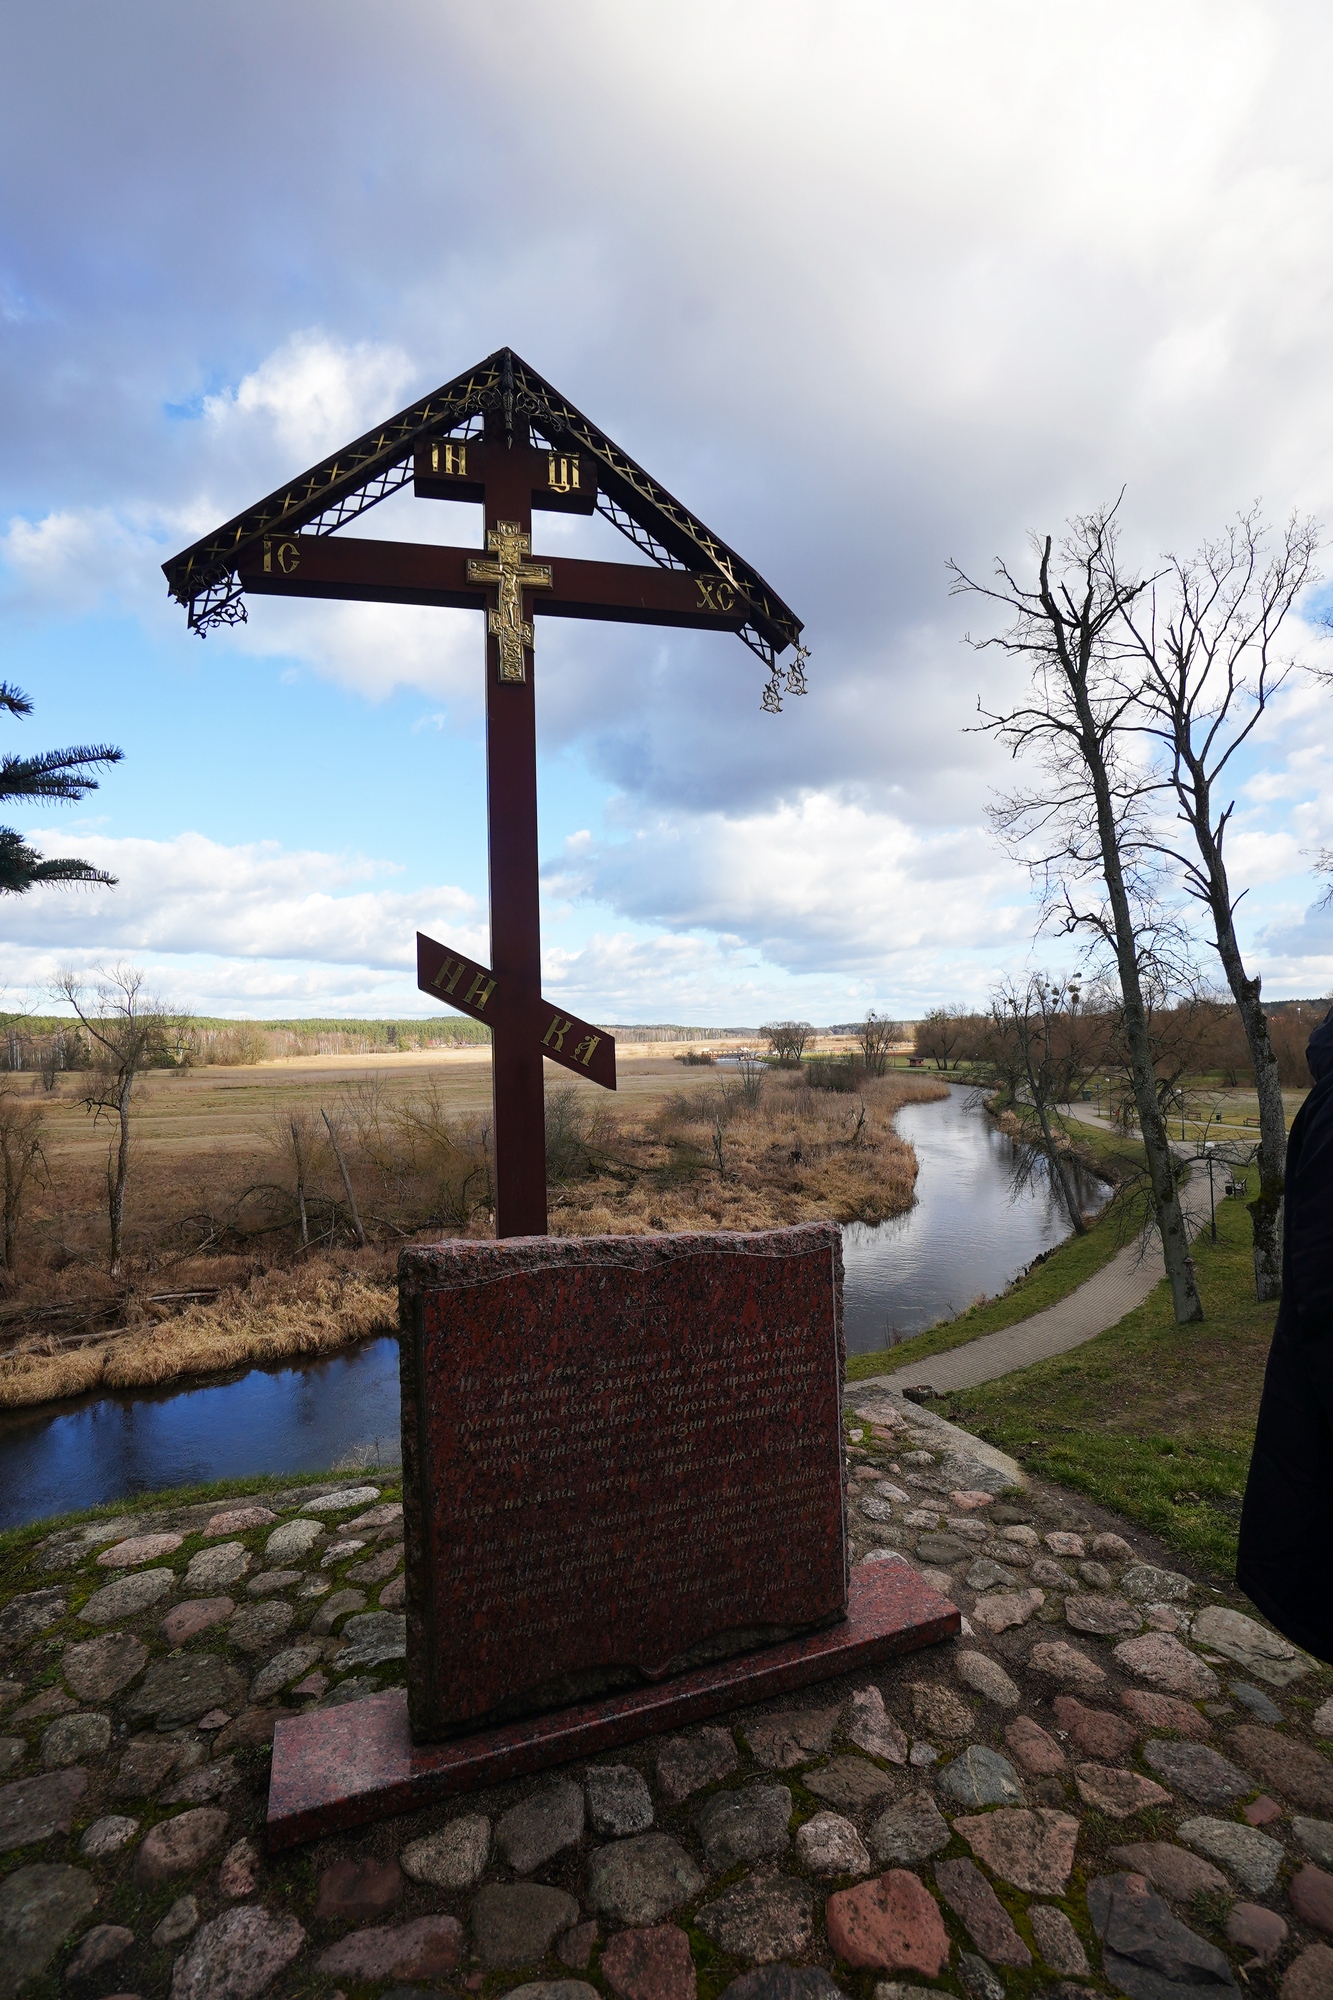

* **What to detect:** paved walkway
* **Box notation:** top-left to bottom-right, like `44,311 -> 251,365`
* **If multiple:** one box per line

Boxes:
852,1136 -> 1214,1398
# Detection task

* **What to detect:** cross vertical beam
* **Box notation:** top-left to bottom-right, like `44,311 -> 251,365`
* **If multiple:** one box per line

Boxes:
481,452 -> 548,1237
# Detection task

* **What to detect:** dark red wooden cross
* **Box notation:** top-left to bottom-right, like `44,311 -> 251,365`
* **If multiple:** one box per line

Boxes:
164,351 -> 804,1241
237,435 -> 761,1237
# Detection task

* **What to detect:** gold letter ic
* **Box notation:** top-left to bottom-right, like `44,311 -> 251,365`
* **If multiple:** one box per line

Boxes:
262,538 -> 302,576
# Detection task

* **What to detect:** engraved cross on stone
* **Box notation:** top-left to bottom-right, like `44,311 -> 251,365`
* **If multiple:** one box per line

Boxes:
466,522 -> 552,683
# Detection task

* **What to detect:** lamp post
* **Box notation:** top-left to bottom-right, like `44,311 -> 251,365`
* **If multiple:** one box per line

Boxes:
1205,1143 -> 1217,1242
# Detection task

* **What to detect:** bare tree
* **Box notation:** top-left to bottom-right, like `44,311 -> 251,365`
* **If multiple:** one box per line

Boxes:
56,965 -> 179,1279
0,1085 -> 47,1273
277,1110 -> 323,1248
953,507 -> 1204,1323
736,1049 -> 766,1107
915,1005 -> 970,1070
859,1010 -> 899,1077
322,1107 -> 367,1247
762,1022 -> 814,1066
1115,510 -> 1321,1300
987,975 -> 1100,1234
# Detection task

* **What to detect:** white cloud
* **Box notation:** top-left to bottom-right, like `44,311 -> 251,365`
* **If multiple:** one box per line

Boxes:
546,793 -> 1030,986
222,595 -> 482,707
0,505 -> 174,618
201,332 -> 418,467
3,829 -> 485,1004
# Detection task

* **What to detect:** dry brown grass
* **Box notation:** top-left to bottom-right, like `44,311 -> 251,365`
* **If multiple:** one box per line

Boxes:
549,1071 -> 948,1236
0,1257 -> 397,1409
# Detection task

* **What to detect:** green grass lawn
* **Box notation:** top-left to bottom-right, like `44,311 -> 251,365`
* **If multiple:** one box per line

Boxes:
935,1169 -> 1274,1579
846,1123 -> 1146,1381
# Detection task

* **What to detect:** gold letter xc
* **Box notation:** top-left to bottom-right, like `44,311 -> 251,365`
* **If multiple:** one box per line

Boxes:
467,522 -> 554,683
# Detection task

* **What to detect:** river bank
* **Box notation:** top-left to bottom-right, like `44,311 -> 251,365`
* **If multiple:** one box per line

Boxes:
0,1073 -> 946,1413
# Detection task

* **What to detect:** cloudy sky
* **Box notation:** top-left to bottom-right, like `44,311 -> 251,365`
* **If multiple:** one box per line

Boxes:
3,0 -> 1332,1026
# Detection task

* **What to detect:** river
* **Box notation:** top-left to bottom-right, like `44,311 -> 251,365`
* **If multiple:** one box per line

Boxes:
0,1084 -> 1100,1528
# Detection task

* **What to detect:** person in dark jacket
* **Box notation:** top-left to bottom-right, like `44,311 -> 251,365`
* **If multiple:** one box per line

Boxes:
1237,1005 -> 1333,1662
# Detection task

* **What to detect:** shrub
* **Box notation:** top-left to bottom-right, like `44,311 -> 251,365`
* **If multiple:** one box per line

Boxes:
807,1056 -> 865,1092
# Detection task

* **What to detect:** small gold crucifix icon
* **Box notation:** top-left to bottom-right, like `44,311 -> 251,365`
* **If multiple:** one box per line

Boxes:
466,521 -> 553,682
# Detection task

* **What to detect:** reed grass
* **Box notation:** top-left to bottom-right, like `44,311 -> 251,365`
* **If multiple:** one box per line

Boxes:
0,1262 -> 396,1410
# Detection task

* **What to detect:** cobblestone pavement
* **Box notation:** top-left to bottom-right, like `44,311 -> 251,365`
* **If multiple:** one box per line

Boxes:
1,1395 -> 1331,2000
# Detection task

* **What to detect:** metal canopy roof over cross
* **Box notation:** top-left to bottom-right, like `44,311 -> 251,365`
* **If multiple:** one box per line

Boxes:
163,347 -> 808,1238
163,346 -> 808,709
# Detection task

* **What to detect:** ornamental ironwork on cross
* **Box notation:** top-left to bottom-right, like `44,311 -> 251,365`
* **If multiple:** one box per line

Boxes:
163,346 -> 808,1238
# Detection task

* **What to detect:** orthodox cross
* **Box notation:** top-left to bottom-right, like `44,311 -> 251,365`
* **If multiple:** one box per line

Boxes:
164,348 -> 807,1238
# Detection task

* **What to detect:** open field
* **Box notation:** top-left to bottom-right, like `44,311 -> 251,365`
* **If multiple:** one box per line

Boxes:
20,1039 -> 722,1166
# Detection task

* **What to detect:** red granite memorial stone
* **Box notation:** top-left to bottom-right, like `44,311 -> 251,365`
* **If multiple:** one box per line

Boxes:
398,1223 -> 849,1740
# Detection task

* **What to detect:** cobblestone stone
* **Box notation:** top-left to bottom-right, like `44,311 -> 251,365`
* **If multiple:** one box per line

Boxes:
695,1869 -> 813,1965
1229,1723 -> 1333,1811
586,1835 -> 704,1927
601,1922 -> 697,2000
61,1633 -> 148,1702
1142,1737 -> 1251,1805
1029,1903 -> 1088,1975
1113,1633 -> 1221,1698
586,1764 -> 655,1836
0,1767 -> 87,1850
938,1744 -> 1023,1806
655,1728 -> 738,1804
171,1904 -> 306,2000
472,1883 -> 580,1968
1003,1714 -> 1065,1775
743,1707 -> 840,1770
1108,1841 -> 1229,1898
804,1755 -> 895,1812
952,1807 -> 1079,1893
825,1870 -> 949,1978
0,1863 -> 98,1992
1176,1815 -> 1284,1892
845,1686 -> 907,1763
79,1569 -> 173,1624
1072,1761 -> 1172,1818
498,1779 -> 586,1873
868,1792 -> 950,1866
1087,1871 -> 1237,1999
40,1711 -> 109,1766
183,1543 -> 250,1593
936,1857 -> 1031,1968
796,1811 -> 871,1877
401,1815 -> 491,1889
697,1783 -> 792,1868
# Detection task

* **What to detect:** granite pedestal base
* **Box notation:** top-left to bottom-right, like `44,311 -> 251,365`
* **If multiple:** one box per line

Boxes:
266,1559 -> 959,1848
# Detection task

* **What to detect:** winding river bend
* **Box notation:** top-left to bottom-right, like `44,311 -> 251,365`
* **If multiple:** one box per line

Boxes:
0,1085 -> 1099,1529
